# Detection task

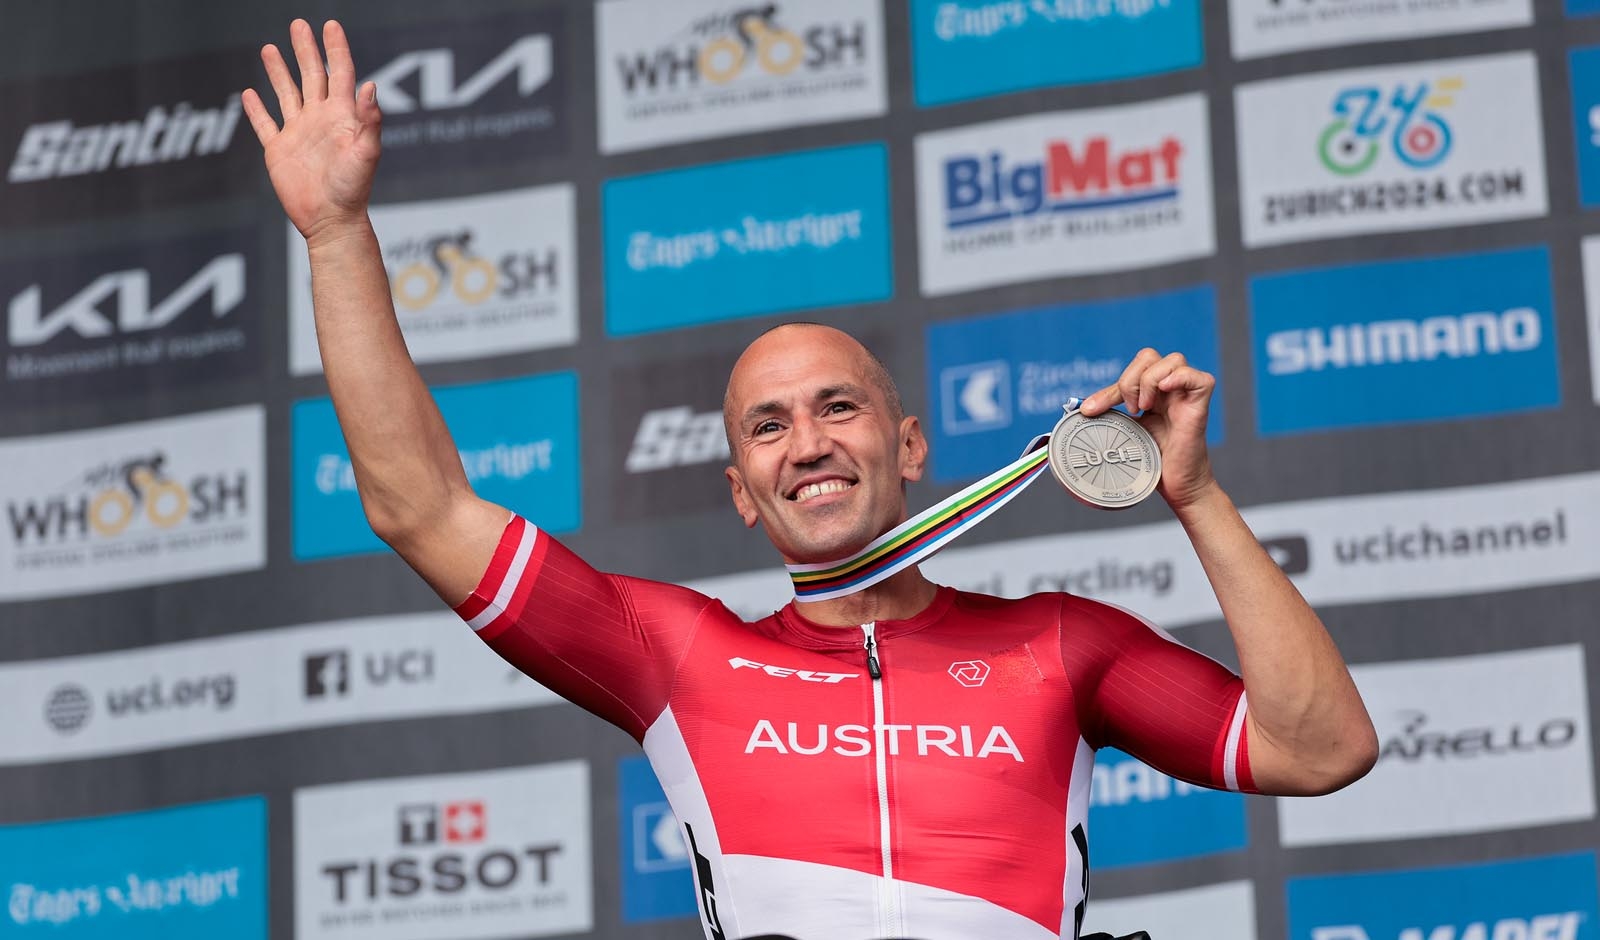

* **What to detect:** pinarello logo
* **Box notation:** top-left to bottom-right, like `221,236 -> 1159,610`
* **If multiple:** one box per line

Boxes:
948,660 -> 990,688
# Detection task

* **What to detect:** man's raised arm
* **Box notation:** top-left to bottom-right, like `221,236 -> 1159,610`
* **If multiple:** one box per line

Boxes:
243,19 -> 508,603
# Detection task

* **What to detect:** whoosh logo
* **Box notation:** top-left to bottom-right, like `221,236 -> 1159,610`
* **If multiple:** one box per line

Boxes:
382,230 -> 556,313
614,5 -> 867,92
6,453 -> 247,546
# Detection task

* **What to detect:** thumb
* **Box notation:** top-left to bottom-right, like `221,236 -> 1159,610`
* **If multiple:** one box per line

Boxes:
355,81 -> 382,127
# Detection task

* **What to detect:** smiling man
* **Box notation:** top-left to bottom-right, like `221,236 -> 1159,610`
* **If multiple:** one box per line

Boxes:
247,19 -> 1377,940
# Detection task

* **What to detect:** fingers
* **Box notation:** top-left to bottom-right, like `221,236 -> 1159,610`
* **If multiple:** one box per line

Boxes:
240,88 -> 279,145
290,18 -> 328,103
1116,347 -> 1164,414
1083,349 -> 1213,415
260,42 -> 301,120
355,81 -> 382,129
324,20 -> 357,101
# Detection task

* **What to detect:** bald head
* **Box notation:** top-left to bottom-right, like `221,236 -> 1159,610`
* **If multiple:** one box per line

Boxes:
723,324 -> 903,449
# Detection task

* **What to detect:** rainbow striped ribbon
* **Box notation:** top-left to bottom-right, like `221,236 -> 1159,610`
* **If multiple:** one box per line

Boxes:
785,410 -> 1070,601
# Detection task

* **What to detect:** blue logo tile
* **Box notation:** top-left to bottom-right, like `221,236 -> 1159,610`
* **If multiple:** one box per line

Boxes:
910,0 -> 1202,106
293,372 -> 581,560
0,797 -> 267,939
1570,46 -> 1600,207
1089,748 -> 1247,869
603,144 -> 893,336
924,286 -> 1223,482
1250,246 -> 1559,437
1288,852 -> 1599,940
617,756 -> 698,924
1571,0 -> 1600,17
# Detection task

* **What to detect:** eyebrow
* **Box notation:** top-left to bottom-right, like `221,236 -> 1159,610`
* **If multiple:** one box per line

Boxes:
741,384 -> 871,429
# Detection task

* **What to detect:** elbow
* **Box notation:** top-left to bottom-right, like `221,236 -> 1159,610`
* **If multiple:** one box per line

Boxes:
1301,720 -> 1380,796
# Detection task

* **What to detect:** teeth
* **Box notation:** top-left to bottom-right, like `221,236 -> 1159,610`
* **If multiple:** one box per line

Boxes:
794,480 -> 851,503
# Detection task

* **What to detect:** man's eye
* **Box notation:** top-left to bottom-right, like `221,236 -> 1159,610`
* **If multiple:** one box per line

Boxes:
754,421 -> 782,435
824,401 -> 855,415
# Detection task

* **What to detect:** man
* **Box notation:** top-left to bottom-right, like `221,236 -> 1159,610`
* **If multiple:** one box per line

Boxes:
244,20 -> 1377,940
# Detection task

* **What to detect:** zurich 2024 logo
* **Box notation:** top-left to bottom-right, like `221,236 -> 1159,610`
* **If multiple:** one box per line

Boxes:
1318,80 -> 1457,177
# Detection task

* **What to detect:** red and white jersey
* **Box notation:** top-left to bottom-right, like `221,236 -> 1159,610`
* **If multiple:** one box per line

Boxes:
456,516 -> 1254,940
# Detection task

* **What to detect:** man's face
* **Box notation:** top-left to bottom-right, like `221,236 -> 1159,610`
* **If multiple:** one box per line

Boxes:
724,327 -> 927,565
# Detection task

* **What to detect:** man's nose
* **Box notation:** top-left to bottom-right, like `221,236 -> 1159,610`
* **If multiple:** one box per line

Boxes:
787,414 -> 833,464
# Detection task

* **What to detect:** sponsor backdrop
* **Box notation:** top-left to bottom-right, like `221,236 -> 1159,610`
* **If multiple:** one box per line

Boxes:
1,2 -> 1597,940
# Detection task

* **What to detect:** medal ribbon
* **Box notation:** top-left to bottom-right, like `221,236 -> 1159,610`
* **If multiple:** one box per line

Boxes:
785,399 -> 1082,602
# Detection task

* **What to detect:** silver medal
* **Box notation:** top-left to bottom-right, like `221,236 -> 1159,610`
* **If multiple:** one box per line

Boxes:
1045,404 -> 1161,509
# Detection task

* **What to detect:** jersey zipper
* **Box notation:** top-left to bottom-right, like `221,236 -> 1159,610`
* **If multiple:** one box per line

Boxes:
861,622 -> 900,938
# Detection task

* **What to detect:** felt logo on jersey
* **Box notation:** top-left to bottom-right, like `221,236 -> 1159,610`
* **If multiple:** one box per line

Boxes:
727,658 -> 858,683
744,720 -> 1023,761
947,660 -> 990,687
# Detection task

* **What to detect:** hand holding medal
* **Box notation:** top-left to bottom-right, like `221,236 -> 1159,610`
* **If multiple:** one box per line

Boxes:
1070,348 -> 1216,512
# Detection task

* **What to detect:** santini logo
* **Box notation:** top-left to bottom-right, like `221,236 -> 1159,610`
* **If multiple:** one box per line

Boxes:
9,100 -> 242,183
627,406 -> 729,472
1312,913 -> 1582,940
1266,308 -> 1540,375
728,657 -> 857,683
745,720 -> 1023,760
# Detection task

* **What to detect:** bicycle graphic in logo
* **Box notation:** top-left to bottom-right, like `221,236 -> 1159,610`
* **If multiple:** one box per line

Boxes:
391,232 -> 497,311
693,5 -> 805,83
1317,78 -> 1462,176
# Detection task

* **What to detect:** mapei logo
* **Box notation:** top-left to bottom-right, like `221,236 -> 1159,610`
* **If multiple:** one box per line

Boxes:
7,452 -> 247,547
1311,913 -> 1584,940
948,660 -> 991,688
627,406 -> 729,472
7,253 -> 244,347
943,133 -> 1184,229
383,230 -> 557,313
615,5 -> 867,93
363,35 -> 552,114
1318,79 -> 1459,177
940,361 -> 1012,435
8,99 -> 242,183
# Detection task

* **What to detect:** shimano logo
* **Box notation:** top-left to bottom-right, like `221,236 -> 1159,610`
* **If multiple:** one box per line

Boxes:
1312,912 -> 1583,940
8,254 -> 245,347
728,657 -> 857,683
363,35 -> 551,114
8,100 -> 242,183
626,406 -> 728,472
745,719 -> 1023,761
1266,308 -> 1541,375
1091,758 -> 1199,807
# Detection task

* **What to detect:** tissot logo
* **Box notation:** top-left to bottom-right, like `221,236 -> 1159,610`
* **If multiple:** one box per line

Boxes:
947,660 -> 990,688
728,657 -> 857,683
303,648 -> 435,699
627,406 -> 729,472
398,800 -> 487,846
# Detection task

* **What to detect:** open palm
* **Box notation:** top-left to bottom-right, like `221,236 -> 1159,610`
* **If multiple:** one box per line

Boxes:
242,19 -> 381,241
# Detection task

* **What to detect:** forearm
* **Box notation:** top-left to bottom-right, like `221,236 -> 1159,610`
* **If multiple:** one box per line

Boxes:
1172,482 -> 1376,792
306,218 -> 469,542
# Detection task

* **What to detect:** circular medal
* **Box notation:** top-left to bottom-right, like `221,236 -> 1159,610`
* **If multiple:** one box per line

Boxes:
1046,405 -> 1161,509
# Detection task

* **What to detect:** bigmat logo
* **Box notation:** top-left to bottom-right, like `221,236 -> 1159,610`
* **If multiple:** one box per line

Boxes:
0,612 -> 556,766
925,286 -> 1222,482
1237,52 -> 1545,247
1228,0 -> 1530,61
292,372 -> 579,560
1288,852 -> 1599,940
0,50 -> 257,226
295,763 -> 592,940
0,406 -> 263,602
1085,881 -> 1256,940
3,229 -> 256,405
911,0 -> 1201,106
915,93 -> 1213,296
1,797 -> 266,938
289,186 -> 575,374
603,143 -> 891,336
351,10 -> 567,178
1280,645 -> 1594,847
1250,245 -> 1558,436
617,756 -> 698,924
1089,748 -> 1247,869
597,0 -> 885,153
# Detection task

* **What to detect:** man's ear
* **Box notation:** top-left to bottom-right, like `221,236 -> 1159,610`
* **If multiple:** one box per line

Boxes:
899,415 -> 928,483
725,465 -> 760,528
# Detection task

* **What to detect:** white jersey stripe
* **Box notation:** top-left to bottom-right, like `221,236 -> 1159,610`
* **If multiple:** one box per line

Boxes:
1223,691 -> 1249,791
467,520 -> 539,632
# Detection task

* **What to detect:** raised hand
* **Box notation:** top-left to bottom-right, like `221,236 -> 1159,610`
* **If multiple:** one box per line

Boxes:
1079,348 -> 1216,510
241,19 -> 381,241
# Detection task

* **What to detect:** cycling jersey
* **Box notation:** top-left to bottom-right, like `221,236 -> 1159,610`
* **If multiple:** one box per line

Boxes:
455,516 -> 1255,940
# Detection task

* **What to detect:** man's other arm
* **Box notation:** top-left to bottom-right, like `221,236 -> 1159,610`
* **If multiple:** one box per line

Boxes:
244,19 -> 506,603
